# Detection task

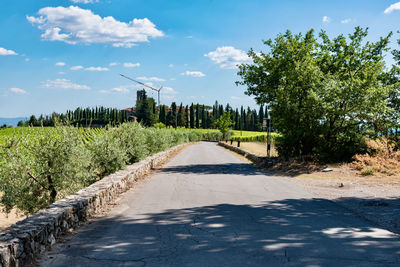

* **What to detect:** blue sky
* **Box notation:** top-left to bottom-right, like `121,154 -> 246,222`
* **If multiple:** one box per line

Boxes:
0,0 -> 400,117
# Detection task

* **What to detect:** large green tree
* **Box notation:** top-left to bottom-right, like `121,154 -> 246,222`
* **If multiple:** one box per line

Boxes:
237,27 -> 392,161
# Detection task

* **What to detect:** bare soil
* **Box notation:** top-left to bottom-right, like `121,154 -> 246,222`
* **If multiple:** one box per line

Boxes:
0,208 -> 26,232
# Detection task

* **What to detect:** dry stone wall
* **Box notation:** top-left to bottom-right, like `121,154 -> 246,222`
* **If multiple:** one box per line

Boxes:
0,144 -> 185,267
218,141 -> 269,166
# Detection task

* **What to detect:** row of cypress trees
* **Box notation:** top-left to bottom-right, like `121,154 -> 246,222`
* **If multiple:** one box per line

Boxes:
19,107 -> 130,127
19,90 -> 268,131
136,90 -> 268,131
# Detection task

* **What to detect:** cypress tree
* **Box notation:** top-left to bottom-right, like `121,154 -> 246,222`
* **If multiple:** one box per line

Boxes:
190,103 -> 194,128
201,105 -> 206,128
218,105 -> 224,118
178,103 -> 185,127
265,105 -> 268,120
185,105 -> 189,128
259,105 -> 264,124
171,102 -> 177,128
166,110 -> 173,127
195,104 -> 200,128
235,108 -> 239,130
159,105 -> 166,124
213,101 -> 219,119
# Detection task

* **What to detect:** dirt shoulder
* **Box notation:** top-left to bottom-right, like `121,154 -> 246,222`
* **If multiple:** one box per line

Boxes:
277,165 -> 400,234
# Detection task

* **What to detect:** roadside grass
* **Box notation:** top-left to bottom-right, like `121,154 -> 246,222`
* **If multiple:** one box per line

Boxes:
227,141 -> 278,157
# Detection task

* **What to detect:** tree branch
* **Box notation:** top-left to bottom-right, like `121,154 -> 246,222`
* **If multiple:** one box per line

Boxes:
27,171 -> 49,191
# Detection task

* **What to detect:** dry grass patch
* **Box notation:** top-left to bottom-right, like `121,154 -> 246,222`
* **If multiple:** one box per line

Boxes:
228,141 -> 278,157
349,138 -> 400,176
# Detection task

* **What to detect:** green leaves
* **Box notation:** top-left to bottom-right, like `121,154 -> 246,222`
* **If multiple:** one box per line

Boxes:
0,124 -> 203,215
237,27 -> 394,161
215,112 -> 234,139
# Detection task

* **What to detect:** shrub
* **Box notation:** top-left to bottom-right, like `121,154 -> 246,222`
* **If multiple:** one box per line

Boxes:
153,122 -> 166,128
0,123 -> 199,214
87,128 -> 128,178
115,123 -> 148,163
187,131 -> 203,142
202,131 -> 224,141
361,168 -> 375,176
349,137 -> 400,175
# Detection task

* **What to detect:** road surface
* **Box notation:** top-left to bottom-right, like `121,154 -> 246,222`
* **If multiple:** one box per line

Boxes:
40,142 -> 400,266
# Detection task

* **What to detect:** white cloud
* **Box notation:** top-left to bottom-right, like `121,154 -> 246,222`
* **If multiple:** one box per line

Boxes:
124,62 -> 140,68
85,66 -> 109,71
70,65 -> 84,70
111,87 -> 129,93
136,76 -> 165,82
55,62 -> 66,66
205,46 -> 251,69
322,16 -> 331,23
231,96 -> 240,100
43,78 -> 90,90
100,87 -> 129,94
9,88 -> 27,94
163,87 -> 177,94
58,71 -> 66,75
384,2 -> 400,14
25,58 -> 30,62
143,82 -> 155,87
100,85 -> 134,94
109,62 -> 119,66
341,18 -> 352,24
71,0 -> 98,3
27,6 -> 164,48
0,47 -> 18,56
168,64 -> 174,68
162,95 -> 175,100
180,71 -> 205,77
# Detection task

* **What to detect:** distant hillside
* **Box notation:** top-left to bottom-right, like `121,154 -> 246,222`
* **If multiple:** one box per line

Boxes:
0,117 -> 27,127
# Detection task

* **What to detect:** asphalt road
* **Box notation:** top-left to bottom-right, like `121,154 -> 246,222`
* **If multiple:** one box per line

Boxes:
40,142 -> 400,266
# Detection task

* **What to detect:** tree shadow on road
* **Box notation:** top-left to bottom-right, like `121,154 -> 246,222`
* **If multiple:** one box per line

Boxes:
49,198 -> 400,266
160,163 -> 266,176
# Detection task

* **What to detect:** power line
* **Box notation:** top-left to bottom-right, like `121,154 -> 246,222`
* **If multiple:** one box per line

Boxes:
119,74 -> 163,107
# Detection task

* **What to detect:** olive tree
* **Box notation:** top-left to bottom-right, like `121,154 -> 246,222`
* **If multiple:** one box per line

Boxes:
0,127 -> 93,214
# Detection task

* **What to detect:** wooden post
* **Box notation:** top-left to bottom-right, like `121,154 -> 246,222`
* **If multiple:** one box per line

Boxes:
267,118 -> 272,158
238,141 -> 240,147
